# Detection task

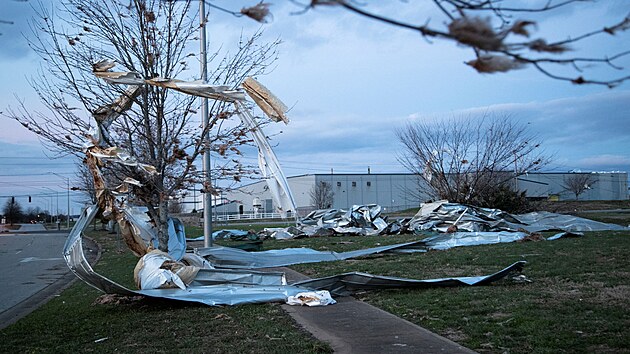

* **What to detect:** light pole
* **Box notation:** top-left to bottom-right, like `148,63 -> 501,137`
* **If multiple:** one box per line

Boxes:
51,173 -> 71,229
199,0 -> 213,247
41,187 -> 58,223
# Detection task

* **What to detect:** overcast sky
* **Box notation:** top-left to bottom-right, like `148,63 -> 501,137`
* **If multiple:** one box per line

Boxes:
1,1 -> 629,213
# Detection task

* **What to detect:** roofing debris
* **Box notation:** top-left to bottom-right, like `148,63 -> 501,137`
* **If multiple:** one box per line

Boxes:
60,60 -> 629,309
64,205 -> 529,307
92,63 -> 297,217
255,201 -> 627,246
64,199 -> 626,307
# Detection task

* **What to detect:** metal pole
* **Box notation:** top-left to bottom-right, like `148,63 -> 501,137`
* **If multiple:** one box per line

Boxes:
66,177 -> 70,229
200,0 -> 213,247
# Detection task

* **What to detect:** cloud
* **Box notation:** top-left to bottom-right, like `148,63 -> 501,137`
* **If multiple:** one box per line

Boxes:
578,154 -> 630,171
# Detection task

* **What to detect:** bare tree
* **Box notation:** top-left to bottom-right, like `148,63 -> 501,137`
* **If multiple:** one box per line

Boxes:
73,161 -> 97,206
225,1 -> 630,87
310,181 -> 334,209
2,198 -> 23,225
396,114 -> 550,207
563,173 -> 596,200
5,0 -> 279,252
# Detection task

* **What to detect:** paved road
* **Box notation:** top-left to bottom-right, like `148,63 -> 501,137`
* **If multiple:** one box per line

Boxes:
0,224 -> 70,324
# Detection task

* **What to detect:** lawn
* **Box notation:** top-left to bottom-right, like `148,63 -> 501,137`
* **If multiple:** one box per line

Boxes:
0,226 -> 331,354
274,231 -> 629,353
2,212 -> 628,353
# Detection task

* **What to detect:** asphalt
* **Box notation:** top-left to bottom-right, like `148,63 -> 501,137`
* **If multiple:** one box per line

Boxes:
3,229 -> 474,353
0,230 -> 100,330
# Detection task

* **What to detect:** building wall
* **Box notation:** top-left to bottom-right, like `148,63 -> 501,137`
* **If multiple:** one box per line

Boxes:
517,172 -> 628,201
222,172 -> 628,215
224,173 -> 429,216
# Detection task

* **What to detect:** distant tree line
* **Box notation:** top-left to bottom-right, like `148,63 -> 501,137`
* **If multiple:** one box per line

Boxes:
1,198 -> 59,225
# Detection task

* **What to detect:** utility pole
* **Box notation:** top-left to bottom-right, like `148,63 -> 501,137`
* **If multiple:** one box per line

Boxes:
200,0 -> 213,247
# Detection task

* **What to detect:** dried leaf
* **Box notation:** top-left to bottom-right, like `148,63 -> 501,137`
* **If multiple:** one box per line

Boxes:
510,20 -> 536,37
448,17 -> 503,51
466,55 -> 525,73
241,3 -> 271,23
529,39 -> 570,53
604,16 -> 630,35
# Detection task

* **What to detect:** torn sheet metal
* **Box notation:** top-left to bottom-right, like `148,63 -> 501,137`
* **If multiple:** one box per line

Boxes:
194,241 -> 427,269
294,261 -> 527,295
65,206 -> 528,307
409,202 -> 628,234
299,204 -> 391,236
93,62 -> 298,219
123,207 -> 187,260
286,291 -> 336,306
512,211 -> 628,233
64,206 -> 320,305
546,231 -> 584,241
235,102 -> 297,218
421,231 -> 530,250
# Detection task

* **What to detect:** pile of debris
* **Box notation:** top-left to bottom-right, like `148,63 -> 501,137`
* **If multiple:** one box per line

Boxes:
258,201 -> 627,243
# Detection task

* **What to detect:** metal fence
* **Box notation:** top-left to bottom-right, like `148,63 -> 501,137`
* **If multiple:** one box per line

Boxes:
213,211 -> 295,222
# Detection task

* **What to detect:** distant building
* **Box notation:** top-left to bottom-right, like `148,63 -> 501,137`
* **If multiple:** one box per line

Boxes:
517,172 -> 628,201
223,173 -> 427,217
218,172 -> 628,217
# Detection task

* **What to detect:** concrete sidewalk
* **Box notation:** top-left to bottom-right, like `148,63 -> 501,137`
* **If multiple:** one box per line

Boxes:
274,267 -> 476,354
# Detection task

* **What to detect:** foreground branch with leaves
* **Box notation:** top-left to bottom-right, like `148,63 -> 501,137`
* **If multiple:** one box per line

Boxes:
229,0 -> 630,86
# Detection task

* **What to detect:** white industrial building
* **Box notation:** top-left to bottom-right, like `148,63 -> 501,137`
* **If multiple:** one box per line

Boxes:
517,172 -> 628,201
211,172 -> 628,217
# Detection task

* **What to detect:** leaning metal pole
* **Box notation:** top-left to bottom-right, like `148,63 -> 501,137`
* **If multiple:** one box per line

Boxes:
200,0 -> 213,247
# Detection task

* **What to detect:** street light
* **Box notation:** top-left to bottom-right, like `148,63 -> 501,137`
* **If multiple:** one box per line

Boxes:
51,172 -> 71,229
41,187 -> 59,224
199,0 -> 213,247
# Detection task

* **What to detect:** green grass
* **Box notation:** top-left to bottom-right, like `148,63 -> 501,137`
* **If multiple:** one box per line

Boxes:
265,230 -> 629,353
0,228 -> 331,354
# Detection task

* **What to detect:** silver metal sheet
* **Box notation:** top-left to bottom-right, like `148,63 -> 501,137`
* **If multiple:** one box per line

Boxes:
409,202 -> 628,234
64,205 -> 531,307
63,205 -> 307,305
422,231 -> 529,250
294,261 -> 527,295
195,241 -> 427,269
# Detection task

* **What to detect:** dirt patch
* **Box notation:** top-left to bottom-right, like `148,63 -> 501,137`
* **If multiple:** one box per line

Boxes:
442,327 -> 468,342
594,285 -> 630,306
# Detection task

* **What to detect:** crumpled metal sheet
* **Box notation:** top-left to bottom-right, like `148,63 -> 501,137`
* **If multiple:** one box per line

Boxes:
235,102 -> 297,218
241,77 -> 289,124
421,231 -> 530,250
123,207 -> 187,261
299,204 -> 390,236
63,206 -> 314,305
64,206 -> 528,306
93,62 -> 297,219
286,291 -> 336,306
512,211 -> 628,232
409,202 -> 628,234
194,241 -> 427,269
294,261 -> 527,295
